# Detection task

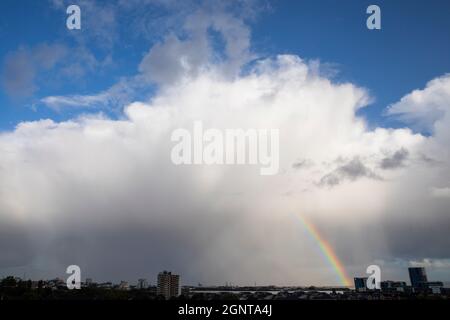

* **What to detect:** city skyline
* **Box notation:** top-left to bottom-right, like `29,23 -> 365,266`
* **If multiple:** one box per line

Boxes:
1,266 -> 449,303
2,266 -> 449,290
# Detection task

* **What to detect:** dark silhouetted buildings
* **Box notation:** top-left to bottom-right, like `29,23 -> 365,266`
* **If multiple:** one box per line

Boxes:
354,277 -> 368,292
137,278 -> 148,289
380,281 -> 407,293
408,267 -> 428,288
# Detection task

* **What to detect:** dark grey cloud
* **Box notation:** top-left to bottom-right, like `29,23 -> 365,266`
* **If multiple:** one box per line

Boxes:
41,211 -> 236,284
0,221 -> 34,268
319,157 -> 381,187
382,207 -> 450,259
292,159 -> 313,170
419,153 -> 441,166
380,148 -> 409,170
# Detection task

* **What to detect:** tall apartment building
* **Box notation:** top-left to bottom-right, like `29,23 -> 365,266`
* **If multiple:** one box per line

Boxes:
157,271 -> 180,299
408,267 -> 428,288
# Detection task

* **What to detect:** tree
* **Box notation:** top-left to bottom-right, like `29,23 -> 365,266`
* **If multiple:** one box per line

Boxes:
1,276 -> 17,288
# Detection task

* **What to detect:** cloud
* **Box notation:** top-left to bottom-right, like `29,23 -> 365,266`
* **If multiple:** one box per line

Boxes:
40,78 -> 139,111
431,187 -> 450,198
380,148 -> 409,170
2,51 -> 449,285
139,33 -> 210,86
41,94 -> 110,110
0,221 -> 34,268
410,258 -> 450,268
35,1 -> 259,113
292,159 -> 313,170
138,5 -> 253,86
320,157 -> 381,187
50,0 -> 118,49
1,44 -> 67,99
1,43 -> 110,101
387,74 -> 450,135
1,48 -> 36,98
1,2 -> 450,285
41,1 -> 256,110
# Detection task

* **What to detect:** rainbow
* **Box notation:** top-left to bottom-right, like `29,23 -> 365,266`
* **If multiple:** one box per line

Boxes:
297,214 -> 352,287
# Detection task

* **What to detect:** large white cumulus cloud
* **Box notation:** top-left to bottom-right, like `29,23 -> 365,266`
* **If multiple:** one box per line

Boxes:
2,52 -> 449,285
388,74 -> 450,149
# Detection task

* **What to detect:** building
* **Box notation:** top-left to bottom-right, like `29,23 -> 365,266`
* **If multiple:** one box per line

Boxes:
181,286 -> 191,296
380,281 -> 407,293
426,281 -> 444,294
137,278 -> 148,289
354,277 -> 368,292
118,281 -> 129,290
157,271 -> 180,299
98,282 -> 113,289
408,267 -> 428,288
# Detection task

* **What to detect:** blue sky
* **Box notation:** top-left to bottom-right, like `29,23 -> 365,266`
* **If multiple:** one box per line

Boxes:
1,0 -> 450,132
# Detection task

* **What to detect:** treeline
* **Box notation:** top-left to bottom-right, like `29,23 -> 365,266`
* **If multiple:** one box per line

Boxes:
0,276 -> 166,300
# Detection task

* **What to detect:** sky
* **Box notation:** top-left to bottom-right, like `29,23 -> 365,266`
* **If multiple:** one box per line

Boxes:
0,0 -> 449,286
